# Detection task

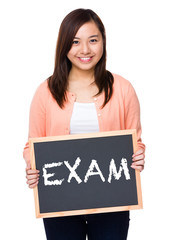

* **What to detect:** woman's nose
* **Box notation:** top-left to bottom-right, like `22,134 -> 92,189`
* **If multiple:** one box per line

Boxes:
80,42 -> 90,54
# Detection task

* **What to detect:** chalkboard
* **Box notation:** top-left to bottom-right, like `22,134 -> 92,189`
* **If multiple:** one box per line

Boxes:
29,130 -> 142,218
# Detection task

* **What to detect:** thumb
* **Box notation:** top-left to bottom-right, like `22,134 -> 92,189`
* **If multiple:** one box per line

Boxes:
26,162 -> 31,170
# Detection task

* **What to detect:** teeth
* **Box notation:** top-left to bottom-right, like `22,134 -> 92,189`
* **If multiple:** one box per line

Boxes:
80,57 -> 91,60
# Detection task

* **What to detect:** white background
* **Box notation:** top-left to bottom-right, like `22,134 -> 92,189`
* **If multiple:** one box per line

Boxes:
0,0 -> 170,239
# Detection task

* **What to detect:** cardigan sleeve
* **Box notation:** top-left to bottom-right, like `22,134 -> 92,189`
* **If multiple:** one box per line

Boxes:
23,82 -> 47,163
124,82 -> 145,151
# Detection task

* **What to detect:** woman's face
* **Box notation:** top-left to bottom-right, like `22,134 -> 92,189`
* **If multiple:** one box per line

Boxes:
67,21 -> 103,73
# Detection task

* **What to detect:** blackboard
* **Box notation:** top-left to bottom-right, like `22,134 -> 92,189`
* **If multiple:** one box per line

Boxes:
29,130 -> 142,218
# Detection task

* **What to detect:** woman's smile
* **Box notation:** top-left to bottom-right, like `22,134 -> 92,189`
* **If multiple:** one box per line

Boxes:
78,56 -> 94,63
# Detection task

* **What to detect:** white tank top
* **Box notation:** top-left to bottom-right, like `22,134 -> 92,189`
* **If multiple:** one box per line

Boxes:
70,102 -> 99,134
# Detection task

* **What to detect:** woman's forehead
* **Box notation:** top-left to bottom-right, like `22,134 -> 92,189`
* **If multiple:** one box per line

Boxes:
74,21 -> 101,38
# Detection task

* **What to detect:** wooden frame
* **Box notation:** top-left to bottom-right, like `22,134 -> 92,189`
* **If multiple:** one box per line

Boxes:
29,129 -> 142,218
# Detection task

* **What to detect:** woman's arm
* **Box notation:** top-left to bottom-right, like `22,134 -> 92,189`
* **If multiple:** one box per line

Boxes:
23,82 -> 47,187
124,82 -> 145,172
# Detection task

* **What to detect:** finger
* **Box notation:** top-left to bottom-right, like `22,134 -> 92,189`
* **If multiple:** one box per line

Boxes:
132,148 -> 144,157
26,173 -> 39,180
131,160 -> 145,167
26,162 -> 31,169
26,169 -> 40,175
27,178 -> 39,186
26,163 -> 32,172
28,180 -> 39,189
132,154 -> 145,161
131,164 -> 144,172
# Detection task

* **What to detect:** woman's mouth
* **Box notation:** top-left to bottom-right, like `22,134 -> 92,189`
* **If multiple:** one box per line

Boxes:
78,57 -> 93,63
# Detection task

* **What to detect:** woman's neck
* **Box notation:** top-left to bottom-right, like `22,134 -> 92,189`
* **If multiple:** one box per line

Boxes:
67,68 -> 99,102
68,68 -> 95,86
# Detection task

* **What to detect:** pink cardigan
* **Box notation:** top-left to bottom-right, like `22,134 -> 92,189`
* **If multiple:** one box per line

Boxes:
23,73 -> 145,163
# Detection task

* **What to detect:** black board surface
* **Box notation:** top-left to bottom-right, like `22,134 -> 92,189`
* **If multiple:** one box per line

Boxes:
32,131 -> 139,217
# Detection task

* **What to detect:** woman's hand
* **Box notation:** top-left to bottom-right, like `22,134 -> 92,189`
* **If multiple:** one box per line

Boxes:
131,148 -> 145,172
26,163 -> 40,188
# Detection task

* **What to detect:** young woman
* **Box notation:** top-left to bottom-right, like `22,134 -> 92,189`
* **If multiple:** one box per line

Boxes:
24,8 -> 145,240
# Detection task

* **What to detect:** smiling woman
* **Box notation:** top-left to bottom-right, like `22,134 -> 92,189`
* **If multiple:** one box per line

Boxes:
48,8 -> 114,107
24,8 -> 145,240
67,22 -> 103,71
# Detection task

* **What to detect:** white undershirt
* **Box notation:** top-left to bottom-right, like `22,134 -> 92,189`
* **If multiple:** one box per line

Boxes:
70,102 -> 99,134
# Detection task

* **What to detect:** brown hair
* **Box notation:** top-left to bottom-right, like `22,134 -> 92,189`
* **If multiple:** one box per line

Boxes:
48,8 -> 114,108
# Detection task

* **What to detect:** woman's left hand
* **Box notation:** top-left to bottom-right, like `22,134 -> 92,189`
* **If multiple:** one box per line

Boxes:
131,148 -> 145,172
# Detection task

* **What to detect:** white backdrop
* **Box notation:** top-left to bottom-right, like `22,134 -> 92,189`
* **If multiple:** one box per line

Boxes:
0,0 -> 170,239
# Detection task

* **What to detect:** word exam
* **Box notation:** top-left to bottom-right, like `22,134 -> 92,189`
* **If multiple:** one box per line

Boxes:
42,157 -> 131,186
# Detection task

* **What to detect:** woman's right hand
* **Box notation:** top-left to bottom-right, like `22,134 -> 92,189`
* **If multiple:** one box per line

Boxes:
26,163 -> 40,188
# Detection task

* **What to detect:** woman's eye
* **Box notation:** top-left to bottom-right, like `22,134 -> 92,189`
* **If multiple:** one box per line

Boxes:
90,39 -> 97,43
73,40 -> 79,45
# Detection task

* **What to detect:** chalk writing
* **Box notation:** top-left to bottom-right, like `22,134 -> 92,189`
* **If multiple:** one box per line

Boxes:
42,157 -> 131,186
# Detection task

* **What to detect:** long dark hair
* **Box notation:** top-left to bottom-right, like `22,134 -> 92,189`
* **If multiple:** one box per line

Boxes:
48,8 -> 114,108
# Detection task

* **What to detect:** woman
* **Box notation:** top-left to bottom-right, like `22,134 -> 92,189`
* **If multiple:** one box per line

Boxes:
24,8 -> 145,240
